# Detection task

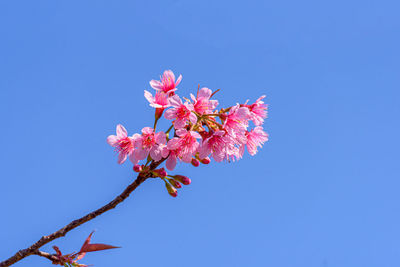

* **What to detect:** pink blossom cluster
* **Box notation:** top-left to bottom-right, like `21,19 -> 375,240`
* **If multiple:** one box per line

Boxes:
107,70 -> 268,197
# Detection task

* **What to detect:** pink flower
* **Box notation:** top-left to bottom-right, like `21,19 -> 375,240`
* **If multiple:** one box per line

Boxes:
190,87 -> 219,115
167,129 -> 201,163
240,126 -> 269,156
149,70 -> 182,95
198,130 -> 229,162
144,90 -> 170,109
107,124 -> 137,164
247,95 -> 268,126
133,127 -> 166,162
223,104 -> 250,144
164,95 -> 197,129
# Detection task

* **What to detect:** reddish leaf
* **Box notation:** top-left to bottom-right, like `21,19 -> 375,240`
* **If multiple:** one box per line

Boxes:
79,243 -> 120,253
75,231 -> 119,261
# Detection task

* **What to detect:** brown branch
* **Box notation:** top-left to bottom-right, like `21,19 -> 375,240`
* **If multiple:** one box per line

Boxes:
33,251 -> 61,265
0,160 -> 164,267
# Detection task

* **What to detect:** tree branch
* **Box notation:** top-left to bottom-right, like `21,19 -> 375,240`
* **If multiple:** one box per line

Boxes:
33,251 -> 60,265
0,160 -> 163,267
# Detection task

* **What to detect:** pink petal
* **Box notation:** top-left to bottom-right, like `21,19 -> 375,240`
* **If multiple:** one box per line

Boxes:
116,124 -> 128,138
107,135 -> 118,146
164,108 -> 176,120
168,95 -> 182,107
175,128 -> 187,137
150,147 -> 162,161
167,138 -> 180,150
161,145 -> 170,158
174,119 -> 186,129
209,100 -> 219,110
163,70 -> 175,81
150,80 -> 163,90
166,155 -> 177,171
117,153 -> 127,164
141,127 -> 154,135
144,90 -> 155,104
215,130 -> 225,136
129,152 -> 139,164
198,143 -> 211,159
198,87 -> 212,99
213,151 -> 225,162
190,131 -> 202,139
189,113 -> 197,125
175,74 -> 182,86
135,148 -> 148,161
155,131 -> 166,144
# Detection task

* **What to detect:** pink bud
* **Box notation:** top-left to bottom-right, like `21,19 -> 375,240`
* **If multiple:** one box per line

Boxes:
191,158 -> 200,167
168,179 -> 182,189
200,157 -> 211,164
133,165 -> 142,172
154,167 -> 167,178
165,181 -> 178,197
173,175 -> 191,185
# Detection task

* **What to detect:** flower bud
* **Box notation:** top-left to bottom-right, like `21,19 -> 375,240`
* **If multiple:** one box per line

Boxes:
173,175 -> 191,185
191,158 -> 200,167
154,167 -> 167,178
168,178 -> 182,189
165,181 -> 178,197
133,164 -> 142,172
200,157 -> 211,164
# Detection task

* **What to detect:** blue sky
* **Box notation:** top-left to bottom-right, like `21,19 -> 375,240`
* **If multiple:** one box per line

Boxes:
0,1 -> 399,267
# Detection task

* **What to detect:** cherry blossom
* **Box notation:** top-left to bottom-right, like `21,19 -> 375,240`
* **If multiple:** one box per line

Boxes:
167,129 -> 201,163
107,124 -> 137,164
246,95 -> 268,126
164,95 -> 197,129
133,127 -> 166,162
149,70 -> 182,95
190,87 -> 219,115
240,126 -> 269,156
144,90 -> 170,109
107,69 -> 269,197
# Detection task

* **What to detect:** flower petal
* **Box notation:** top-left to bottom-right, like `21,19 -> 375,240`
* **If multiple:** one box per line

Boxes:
150,147 -> 162,161
163,70 -> 175,81
175,74 -> 182,86
116,124 -> 128,137
117,153 -> 127,164
155,131 -> 166,144
144,90 -> 154,104
166,155 -> 177,171
107,135 -> 118,146
150,80 -> 163,90
164,108 -> 176,120
198,87 -> 212,99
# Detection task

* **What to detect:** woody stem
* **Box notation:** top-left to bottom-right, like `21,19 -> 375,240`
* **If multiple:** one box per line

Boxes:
0,160 -> 165,267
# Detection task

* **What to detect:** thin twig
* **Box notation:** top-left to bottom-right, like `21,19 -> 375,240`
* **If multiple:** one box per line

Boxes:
0,160 -> 164,267
33,251 -> 61,265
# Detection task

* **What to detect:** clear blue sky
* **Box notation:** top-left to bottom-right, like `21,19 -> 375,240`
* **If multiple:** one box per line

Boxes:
1,1 -> 399,267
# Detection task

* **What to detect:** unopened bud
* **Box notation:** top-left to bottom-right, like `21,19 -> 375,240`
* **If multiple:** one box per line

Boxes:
191,158 -> 200,167
154,167 -> 167,178
173,175 -> 191,185
133,165 -> 142,172
200,157 -> 211,164
165,181 -> 178,197
168,178 -> 182,189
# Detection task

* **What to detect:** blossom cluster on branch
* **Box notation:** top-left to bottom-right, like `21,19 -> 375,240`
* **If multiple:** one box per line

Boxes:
107,70 -> 269,197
